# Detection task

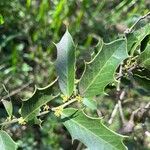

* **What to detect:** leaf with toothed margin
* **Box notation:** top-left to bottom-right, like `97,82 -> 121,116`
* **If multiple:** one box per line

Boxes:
139,44 -> 150,70
55,29 -> 75,97
79,39 -> 128,97
21,78 -> 59,121
133,68 -> 150,93
61,108 -> 127,150
126,21 -> 150,55
0,130 -> 17,150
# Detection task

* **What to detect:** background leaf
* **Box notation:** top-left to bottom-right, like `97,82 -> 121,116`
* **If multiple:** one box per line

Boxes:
139,44 -> 150,70
21,79 -> 59,121
1,100 -> 13,117
0,130 -> 17,150
55,29 -> 75,97
126,22 -> 150,55
61,108 -> 127,150
79,39 -> 128,97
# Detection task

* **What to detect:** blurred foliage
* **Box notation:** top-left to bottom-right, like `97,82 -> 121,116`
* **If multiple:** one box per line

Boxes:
0,0 -> 150,149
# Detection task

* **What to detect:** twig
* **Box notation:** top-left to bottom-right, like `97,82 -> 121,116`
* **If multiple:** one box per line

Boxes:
108,103 -> 119,124
130,102 -> 150,122
109,64 -> 126,124
120,102 -> 150,134
118,100 -> 126,124
124,11 -> 150,34
76,142 -> 83,150
0,118 -> 18,126
51,98 -> 77,111
117,64 -> 126,124
97,109 -> 103,118
116,64 -> 123,92
0,98 -> 78,127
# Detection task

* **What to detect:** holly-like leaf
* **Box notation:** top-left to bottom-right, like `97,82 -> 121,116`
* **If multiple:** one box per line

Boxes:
79,39 -> 128,97
126,22 -> 150,55
61,108 -> 127,150
55,29 -> 75,97
21,79 -> 59,121
0,130 -> 17,150
1,100 -> 13,117
139,44 -> 150,70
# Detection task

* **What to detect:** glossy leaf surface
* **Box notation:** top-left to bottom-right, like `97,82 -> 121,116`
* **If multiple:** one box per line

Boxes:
21,79 -> 59,121
55,30 -> 75,97
79,39 -> 128,97
62,108 -> 127,150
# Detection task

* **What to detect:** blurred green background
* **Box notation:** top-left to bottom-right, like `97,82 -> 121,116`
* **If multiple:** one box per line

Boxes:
0,0 -> 150,150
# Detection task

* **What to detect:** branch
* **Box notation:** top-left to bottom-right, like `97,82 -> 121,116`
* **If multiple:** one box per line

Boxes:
51,98 -> 77,111
109,64 -> 126,125
108,103 -> 119,124
119,102 -> 150,134
0,98 -> 78,127
124,11 -> 150,34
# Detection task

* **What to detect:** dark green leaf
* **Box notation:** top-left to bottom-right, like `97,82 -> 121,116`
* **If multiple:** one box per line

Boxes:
139,44 -> 150,70
62,108 -> 127,150
55,29 -> 75,97
79,39 -> 128,97
21,79 -> 59,121
126,22 -> 150,55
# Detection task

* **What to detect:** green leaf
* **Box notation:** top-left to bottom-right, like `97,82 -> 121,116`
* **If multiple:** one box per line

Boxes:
0,130 -> 17,150
83,98 -> 97,110
139,44 -> 150,70
55,29 -> 75,97
79,39 -> 128,97
1,100 -> 13,117
61,108 -> 127,150
126,22 -> 150,55
21,79 -> 59,121
0,14 -> 4,25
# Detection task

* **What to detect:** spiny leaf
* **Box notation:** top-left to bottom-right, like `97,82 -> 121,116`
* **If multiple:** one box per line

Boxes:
79,39 -> 128,97
0,130 -> 17,150
55,29 -> 75,97
126,21 -> 150,55
21,79 -> 59,121
139,44 -> 150,70
1,100 -> 13,117
61,108 -> 127,150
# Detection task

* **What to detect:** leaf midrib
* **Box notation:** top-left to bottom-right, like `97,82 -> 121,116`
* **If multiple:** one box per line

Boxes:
62,112 -> 122,150
82,43 -> 123,95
